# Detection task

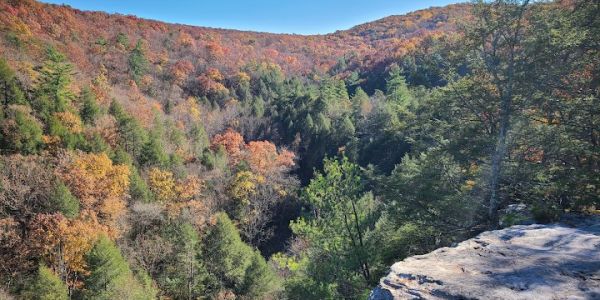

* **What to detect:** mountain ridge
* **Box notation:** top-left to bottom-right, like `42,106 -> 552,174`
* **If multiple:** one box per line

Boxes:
0,0 -> 469,82
37,1 -> 467,37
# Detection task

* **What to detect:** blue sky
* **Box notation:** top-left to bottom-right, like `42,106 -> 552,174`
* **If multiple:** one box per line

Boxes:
40,0 -> 460,35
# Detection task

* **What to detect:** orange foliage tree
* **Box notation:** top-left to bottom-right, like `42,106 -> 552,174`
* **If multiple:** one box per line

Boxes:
245,141 -> 295,175
91,65 -> 111,107
169,60 -> 194,86
147,167 -> 206,227
58,152 -> 130,234
26,212 -> 106,289
210,128 -> 246,165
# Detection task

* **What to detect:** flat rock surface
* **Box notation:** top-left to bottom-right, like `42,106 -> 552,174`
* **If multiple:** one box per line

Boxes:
370,216 -> 600,300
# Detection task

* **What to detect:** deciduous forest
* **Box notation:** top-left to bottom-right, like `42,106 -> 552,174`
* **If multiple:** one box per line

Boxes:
0,0 -> 598,299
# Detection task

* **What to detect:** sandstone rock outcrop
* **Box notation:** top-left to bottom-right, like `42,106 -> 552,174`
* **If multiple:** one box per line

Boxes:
370,216 -> 600,299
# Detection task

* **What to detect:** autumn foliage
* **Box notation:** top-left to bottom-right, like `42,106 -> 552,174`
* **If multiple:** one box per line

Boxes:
58,152 -> 130,232
246,141 -> 295,175
210,128 -> 246,164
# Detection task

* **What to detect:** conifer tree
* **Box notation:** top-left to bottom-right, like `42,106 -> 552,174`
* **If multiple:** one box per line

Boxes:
160,223 -> 207,299
49,181 -> 79,219
129,40 -> 148,84
203,213 -> 279,298
386,64 -> 412,105
34,48 -> 75,120
139,134 -> 168,167
80,86 -> 99,125
0,58 -> 26,106
109,100 -> 148,160
84,236 -> 154,300
0,105 -> 43,154
24,265 -> 69,300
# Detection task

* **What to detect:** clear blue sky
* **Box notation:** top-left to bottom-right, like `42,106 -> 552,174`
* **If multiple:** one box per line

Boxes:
40,0 -> 460,35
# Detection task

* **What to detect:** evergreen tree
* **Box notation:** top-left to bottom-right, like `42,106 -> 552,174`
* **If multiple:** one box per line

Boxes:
139,134 -> 168,167
338,115 -> 356,140
109,100 -> 148,160
189,123 -> 209,157
84,236 -> 154,300
48,113 -> 85,150
241,251 -> 280,299
0,105 -> 43,154
385,64 -> 412,105
80,86 -> 99,125
203,213 -> 253,290
290,157 -> 377,298
303,114 -> 315,135
383,150 -> 478,234
130,166 -> 153,203
116,32 -> 129,47
159,223 -> 207,299
23,265 -> 69,300
0,58 -> 26,106
461,0 -> 538,224
129,40 -> 148,84
34,48 -> 75,120
83,132 -> 110,154
351,87 -> 370,119
202,213 -> 278,298
251,96 -> 265,118
49,181 -> 79,219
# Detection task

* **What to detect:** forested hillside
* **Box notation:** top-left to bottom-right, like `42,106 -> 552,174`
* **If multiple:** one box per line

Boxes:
0,0 -> 598,299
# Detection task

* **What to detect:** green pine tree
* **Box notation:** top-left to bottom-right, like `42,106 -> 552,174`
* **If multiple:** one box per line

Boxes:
351,87 -> 370,118
34,47 -> 75,120
0,105 -> 43,154
0,58 -> 26,106
159,222 -> 208,299
23,265 -> 69,300
84,236 -> 154,300
109,100 -> 148,160
129,40 -> 148,84
241,251 -> 280,299
49,181 -> 79,219
80,86 -> 99,125
139,134 -> 168,167
386,64 -> 412,105
203,213 -> 254,290
190,123 -> 209,157
202,213 -> 279,297
130,166 -> 153,203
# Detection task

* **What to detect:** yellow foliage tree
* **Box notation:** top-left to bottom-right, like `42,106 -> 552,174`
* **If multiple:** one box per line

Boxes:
53,111 -> 83,134
91,65 -> 110,106
26,212 -> 106,290
147,167 -> 176,203
59,152 -> 130,229
228,171 -> 264,206
148,168 -> 206,225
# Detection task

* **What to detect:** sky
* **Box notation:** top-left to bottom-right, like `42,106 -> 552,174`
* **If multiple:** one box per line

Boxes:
40,0 -> 460,35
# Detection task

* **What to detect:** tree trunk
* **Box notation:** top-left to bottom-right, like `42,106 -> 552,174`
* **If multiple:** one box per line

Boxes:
488,92 -> 511,228
483,0 -> 529,228
351,199 -> 370,282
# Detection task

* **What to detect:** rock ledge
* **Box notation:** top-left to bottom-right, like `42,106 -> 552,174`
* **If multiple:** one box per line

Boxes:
369,217 -> 600,299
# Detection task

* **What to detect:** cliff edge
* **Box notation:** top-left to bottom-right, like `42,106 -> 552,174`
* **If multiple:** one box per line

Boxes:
369,216 -> 600,300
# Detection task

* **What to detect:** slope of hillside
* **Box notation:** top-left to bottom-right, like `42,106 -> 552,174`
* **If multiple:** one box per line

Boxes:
369,216 -> 600,299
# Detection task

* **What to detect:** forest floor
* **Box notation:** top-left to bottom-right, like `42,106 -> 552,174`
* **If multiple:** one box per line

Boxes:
370,214 -> 600,300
